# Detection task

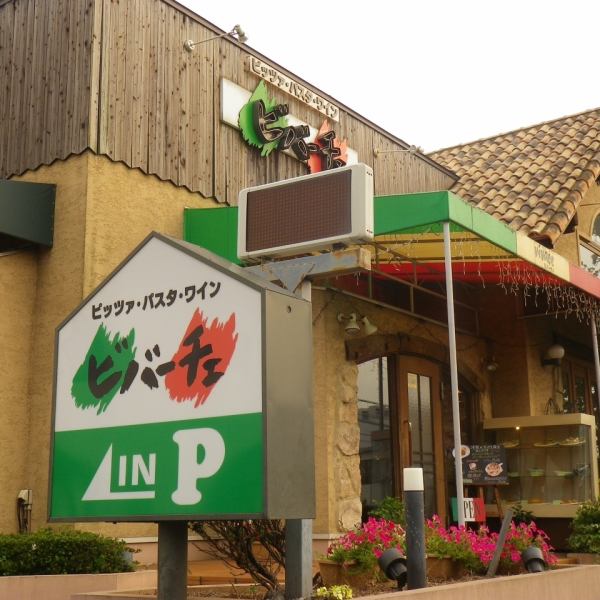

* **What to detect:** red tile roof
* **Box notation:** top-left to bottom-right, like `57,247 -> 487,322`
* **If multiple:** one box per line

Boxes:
429,108 -> 600,246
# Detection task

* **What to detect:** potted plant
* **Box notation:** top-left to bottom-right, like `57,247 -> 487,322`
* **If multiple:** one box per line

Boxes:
425,516 -> 482,578
424,516 -> 556,577
320,518 -> 405,588
568,500 -> 600,564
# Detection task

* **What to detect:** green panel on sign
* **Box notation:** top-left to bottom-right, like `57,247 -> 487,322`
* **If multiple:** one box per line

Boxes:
50,413 -> 264,520
184,207 -> 240,264
374,191 -> 451,235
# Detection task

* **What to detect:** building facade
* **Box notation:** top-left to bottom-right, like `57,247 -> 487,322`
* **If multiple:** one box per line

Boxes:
2,0 -> 600,555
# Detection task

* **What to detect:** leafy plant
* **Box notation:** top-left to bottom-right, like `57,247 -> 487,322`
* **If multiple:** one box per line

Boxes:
0,528 -> 135,576
568,500 -> 600,554
367,497 -> 405,526
189,520 -> 285,597
424,515 -> 556,573
326,518 -> 405,574
511,501 -> 534,525
315,584 -> 353,600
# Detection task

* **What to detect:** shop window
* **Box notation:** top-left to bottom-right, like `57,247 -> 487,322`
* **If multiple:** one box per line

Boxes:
580,232 -> 600,277
358,358 -> 393,514
562,359 -> 596,416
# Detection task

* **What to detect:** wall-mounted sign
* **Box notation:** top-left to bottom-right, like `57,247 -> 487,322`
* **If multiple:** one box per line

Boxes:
49,233 -> 314,521
238,81 -> 347,173
221,79 -> 358,171
516,235 -> 570,281
247,56 -> 339,121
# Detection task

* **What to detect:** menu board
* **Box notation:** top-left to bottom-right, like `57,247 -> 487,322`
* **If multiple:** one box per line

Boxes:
460,444 -> 508,485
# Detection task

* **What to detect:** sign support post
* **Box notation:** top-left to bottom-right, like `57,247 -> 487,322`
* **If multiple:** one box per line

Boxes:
286,519 -> 313,599
284,280 -> 313,600
158,521 -> 188,600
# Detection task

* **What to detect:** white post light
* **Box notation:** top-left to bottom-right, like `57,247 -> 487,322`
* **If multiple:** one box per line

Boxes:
403,467 -> 426,589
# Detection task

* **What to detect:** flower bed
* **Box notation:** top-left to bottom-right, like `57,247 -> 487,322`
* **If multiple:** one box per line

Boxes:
425,515 -> 556,574
320,515 -> 556,585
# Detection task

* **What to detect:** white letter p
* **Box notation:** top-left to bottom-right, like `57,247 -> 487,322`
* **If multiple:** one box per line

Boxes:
171,428 -> 225,505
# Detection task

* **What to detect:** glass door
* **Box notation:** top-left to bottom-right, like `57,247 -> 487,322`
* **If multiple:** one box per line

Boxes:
397,357 -> 445,520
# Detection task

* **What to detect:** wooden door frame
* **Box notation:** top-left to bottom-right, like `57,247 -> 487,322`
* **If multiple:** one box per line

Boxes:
393,355 -> 446,522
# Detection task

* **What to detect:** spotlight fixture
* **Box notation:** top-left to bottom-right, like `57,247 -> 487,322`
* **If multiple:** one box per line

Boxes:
521,546 -> 546,573
337,312 -> 360,335
542,343 -> 565,367
378,547 -> 407,589
184,24 -> 248,52
337,313 -> 378,336
360,316 -> 378,336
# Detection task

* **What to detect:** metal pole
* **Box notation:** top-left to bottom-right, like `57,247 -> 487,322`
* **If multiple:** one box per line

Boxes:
286,519 -> 313,599
403,468 -> 426,589
443,221 -> 465,526
157,521 -> 188,600
591,317 -> 600,417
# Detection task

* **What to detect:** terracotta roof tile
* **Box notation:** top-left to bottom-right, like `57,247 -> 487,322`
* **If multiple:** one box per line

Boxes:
430,108 -> 600,245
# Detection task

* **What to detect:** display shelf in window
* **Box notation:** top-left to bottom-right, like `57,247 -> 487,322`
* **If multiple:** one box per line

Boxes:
483,413 -> 599,518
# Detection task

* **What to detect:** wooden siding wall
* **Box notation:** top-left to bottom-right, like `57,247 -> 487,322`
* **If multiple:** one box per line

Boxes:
0,0 -> 455,200
0,0 -> 94,177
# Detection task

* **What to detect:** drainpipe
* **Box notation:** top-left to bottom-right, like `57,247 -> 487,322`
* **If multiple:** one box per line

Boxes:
443,221 -> 465,526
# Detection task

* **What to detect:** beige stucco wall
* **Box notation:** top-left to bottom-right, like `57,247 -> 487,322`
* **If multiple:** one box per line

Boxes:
0,250 -> 38,533
9,155 -> 89,533
5,153 -> 215,537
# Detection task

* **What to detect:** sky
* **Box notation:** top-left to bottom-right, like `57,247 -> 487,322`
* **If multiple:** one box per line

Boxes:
181,1 -> 600,153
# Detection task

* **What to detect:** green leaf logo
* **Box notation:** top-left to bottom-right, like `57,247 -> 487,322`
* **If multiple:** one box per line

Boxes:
238,81 -> 288,157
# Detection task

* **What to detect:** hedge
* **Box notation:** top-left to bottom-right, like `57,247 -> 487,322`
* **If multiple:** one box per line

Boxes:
0,528 -> 134,576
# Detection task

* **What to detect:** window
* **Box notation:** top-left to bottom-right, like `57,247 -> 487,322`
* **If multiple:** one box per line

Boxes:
358,358 -> 393,512
592,214 -> 600,245
579,232 -> 600,277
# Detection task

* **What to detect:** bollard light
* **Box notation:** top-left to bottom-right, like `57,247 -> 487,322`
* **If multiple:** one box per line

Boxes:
521,546 -> 546,573
403,467 -> 426,589
378,548 -> 407,589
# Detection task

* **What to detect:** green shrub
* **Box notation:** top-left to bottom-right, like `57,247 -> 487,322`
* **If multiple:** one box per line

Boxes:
0,528 -> 135,576
568,500 -> 600,554
367,496 -> 405,526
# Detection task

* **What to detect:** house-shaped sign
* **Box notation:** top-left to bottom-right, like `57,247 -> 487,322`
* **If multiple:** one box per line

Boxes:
49,233 -> 314,521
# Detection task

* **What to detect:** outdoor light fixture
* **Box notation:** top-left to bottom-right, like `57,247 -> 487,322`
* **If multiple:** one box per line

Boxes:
360,316 -> 378,336
521,546 -> 547,573
542,343 -> 565,367
337,312 -> 360,335
378,548 -> 407,589
184,24 -> 247,51
337,313 -> 378,336
373,145 -> 421,158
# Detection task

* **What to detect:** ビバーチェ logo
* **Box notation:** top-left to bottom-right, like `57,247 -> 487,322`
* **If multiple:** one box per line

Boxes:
50,236 -> 265,521
238,81 -> 347,173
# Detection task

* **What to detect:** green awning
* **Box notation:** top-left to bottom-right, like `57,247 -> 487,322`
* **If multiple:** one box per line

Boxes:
0,180 -> 56,249
183,190 -> 600,301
